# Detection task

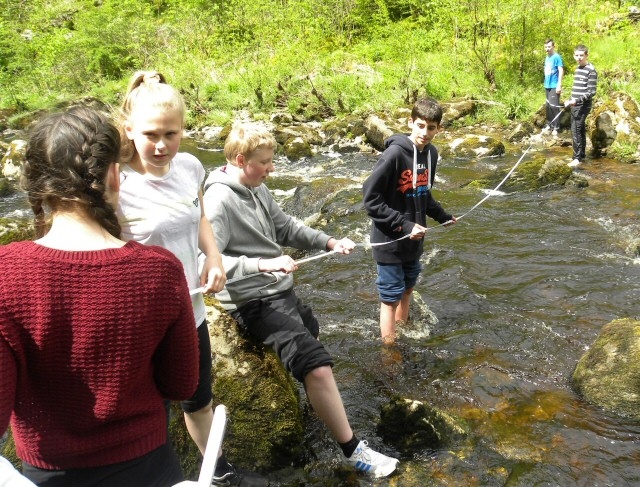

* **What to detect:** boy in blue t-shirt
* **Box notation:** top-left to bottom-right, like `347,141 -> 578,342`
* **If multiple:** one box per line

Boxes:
543,38 -> 565,133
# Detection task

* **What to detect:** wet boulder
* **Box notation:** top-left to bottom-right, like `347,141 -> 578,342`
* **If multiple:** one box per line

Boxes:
466,155 -> 586,192
363,114 -> 405,152
441,99 -> 477,127
378,396 -> 467,454
590,92 -> 640,161
572,318 -> 640,420
1,139 -> 27,181
442,134 -> 505,159
280,176 -> 356,221
170,300 -> 305,478
507,122 -> 535,142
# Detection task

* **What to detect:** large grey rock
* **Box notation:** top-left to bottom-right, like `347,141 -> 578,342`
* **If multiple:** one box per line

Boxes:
589,92 -> 640,160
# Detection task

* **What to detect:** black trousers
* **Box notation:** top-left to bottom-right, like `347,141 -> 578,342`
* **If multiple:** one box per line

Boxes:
22,442 -> 183,487
570,102 -> 592,161
545,88 -> 562,129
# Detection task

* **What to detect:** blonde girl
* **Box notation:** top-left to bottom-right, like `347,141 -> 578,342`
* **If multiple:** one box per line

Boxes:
116,71 -> 227,465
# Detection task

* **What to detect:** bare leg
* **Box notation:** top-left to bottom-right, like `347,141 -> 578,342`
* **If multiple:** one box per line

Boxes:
395,288 -> 413,323
380,301 -> 399,344
184,400 -> 214,455
304,365 -> 353,443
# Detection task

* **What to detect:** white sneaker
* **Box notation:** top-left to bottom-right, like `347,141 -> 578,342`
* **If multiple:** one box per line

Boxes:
344,440 -> 399,478
567,159 -> 581,168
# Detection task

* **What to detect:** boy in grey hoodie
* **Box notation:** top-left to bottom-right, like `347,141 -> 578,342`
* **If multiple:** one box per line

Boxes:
202,123 -> 399,479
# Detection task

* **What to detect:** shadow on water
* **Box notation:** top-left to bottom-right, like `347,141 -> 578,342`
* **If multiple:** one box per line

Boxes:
3,137 -> 639,485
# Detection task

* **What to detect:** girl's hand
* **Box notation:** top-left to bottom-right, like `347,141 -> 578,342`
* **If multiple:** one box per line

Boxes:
201,254 -> 226,293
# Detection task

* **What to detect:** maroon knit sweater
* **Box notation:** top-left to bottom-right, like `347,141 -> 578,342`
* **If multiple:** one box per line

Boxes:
0,240 -> 198,470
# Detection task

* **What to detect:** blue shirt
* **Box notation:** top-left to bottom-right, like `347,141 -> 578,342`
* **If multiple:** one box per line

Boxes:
544,52 -> 563,89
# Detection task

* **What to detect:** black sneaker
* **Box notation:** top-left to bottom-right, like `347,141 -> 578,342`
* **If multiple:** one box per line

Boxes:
211,460 -> 268,486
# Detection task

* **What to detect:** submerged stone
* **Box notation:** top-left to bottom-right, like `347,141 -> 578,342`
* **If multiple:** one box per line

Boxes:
572,318 -> 640,420
377,396 -> 467,454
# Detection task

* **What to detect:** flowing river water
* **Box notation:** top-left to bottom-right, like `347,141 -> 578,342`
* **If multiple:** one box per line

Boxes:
2,134 -> 639,486
185,136 -> 640,486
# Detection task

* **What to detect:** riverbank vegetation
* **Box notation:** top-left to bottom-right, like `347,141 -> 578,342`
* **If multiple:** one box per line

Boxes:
1,0 -> 639,128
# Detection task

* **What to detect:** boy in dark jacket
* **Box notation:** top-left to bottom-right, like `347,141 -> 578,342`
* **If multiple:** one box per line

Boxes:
363,98 -> 456,344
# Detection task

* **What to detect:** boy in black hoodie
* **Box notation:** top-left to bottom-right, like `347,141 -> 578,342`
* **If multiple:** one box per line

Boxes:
363,98 -> 456,344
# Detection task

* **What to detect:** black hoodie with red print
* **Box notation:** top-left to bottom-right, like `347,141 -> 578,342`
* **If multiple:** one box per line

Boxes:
363,134 -> 452,264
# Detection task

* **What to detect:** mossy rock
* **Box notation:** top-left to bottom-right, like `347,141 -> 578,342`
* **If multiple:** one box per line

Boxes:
590,92 -> 640,156
573,318 -> 640,419
322,115 -> 366,144
1,139 -> 27,181
207,301 -> 304,471
0,218 -> 34,245
0,430 -> 19,470
283,136 -> 313,160
466,155 -> 581,192
377,396 -> 468,454
445,134 -> 505,159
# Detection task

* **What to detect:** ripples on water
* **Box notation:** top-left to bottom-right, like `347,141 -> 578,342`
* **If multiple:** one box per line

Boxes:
4,138 -> 639,485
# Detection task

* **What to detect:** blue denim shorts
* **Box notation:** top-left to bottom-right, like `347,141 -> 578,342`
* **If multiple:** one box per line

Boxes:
376,260 -> 422,303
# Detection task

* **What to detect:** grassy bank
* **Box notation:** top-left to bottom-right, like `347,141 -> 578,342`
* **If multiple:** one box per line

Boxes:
1,0 -> 639,128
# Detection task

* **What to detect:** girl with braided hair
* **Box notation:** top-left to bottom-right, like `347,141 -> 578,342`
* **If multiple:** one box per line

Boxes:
0,106 -> 199,486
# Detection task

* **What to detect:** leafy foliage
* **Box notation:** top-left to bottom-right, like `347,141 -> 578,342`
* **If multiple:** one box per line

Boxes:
1,0 -> 639,125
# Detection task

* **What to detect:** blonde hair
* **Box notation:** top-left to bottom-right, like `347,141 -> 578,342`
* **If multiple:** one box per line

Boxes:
224,122 -> 277,165
118,70 -> 185,164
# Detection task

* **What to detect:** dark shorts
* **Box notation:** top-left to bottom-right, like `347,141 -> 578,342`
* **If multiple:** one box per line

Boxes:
181,321 -> 214,413
231,290 -> 334,382
376,260 -> 422,303
22,442 -> 183,487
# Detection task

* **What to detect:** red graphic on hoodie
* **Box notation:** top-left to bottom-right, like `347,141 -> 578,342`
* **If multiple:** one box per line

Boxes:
397,169 -> 430,194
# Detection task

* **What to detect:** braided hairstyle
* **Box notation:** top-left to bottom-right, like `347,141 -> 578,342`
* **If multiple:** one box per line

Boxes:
21,106 -> 122,239
117,70 -> 185,164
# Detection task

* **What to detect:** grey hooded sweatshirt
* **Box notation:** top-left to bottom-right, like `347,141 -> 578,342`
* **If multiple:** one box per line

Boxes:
203,165 -> 332,311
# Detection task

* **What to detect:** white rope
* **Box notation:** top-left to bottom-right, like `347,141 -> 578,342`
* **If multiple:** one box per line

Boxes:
455,145 -> 531,221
